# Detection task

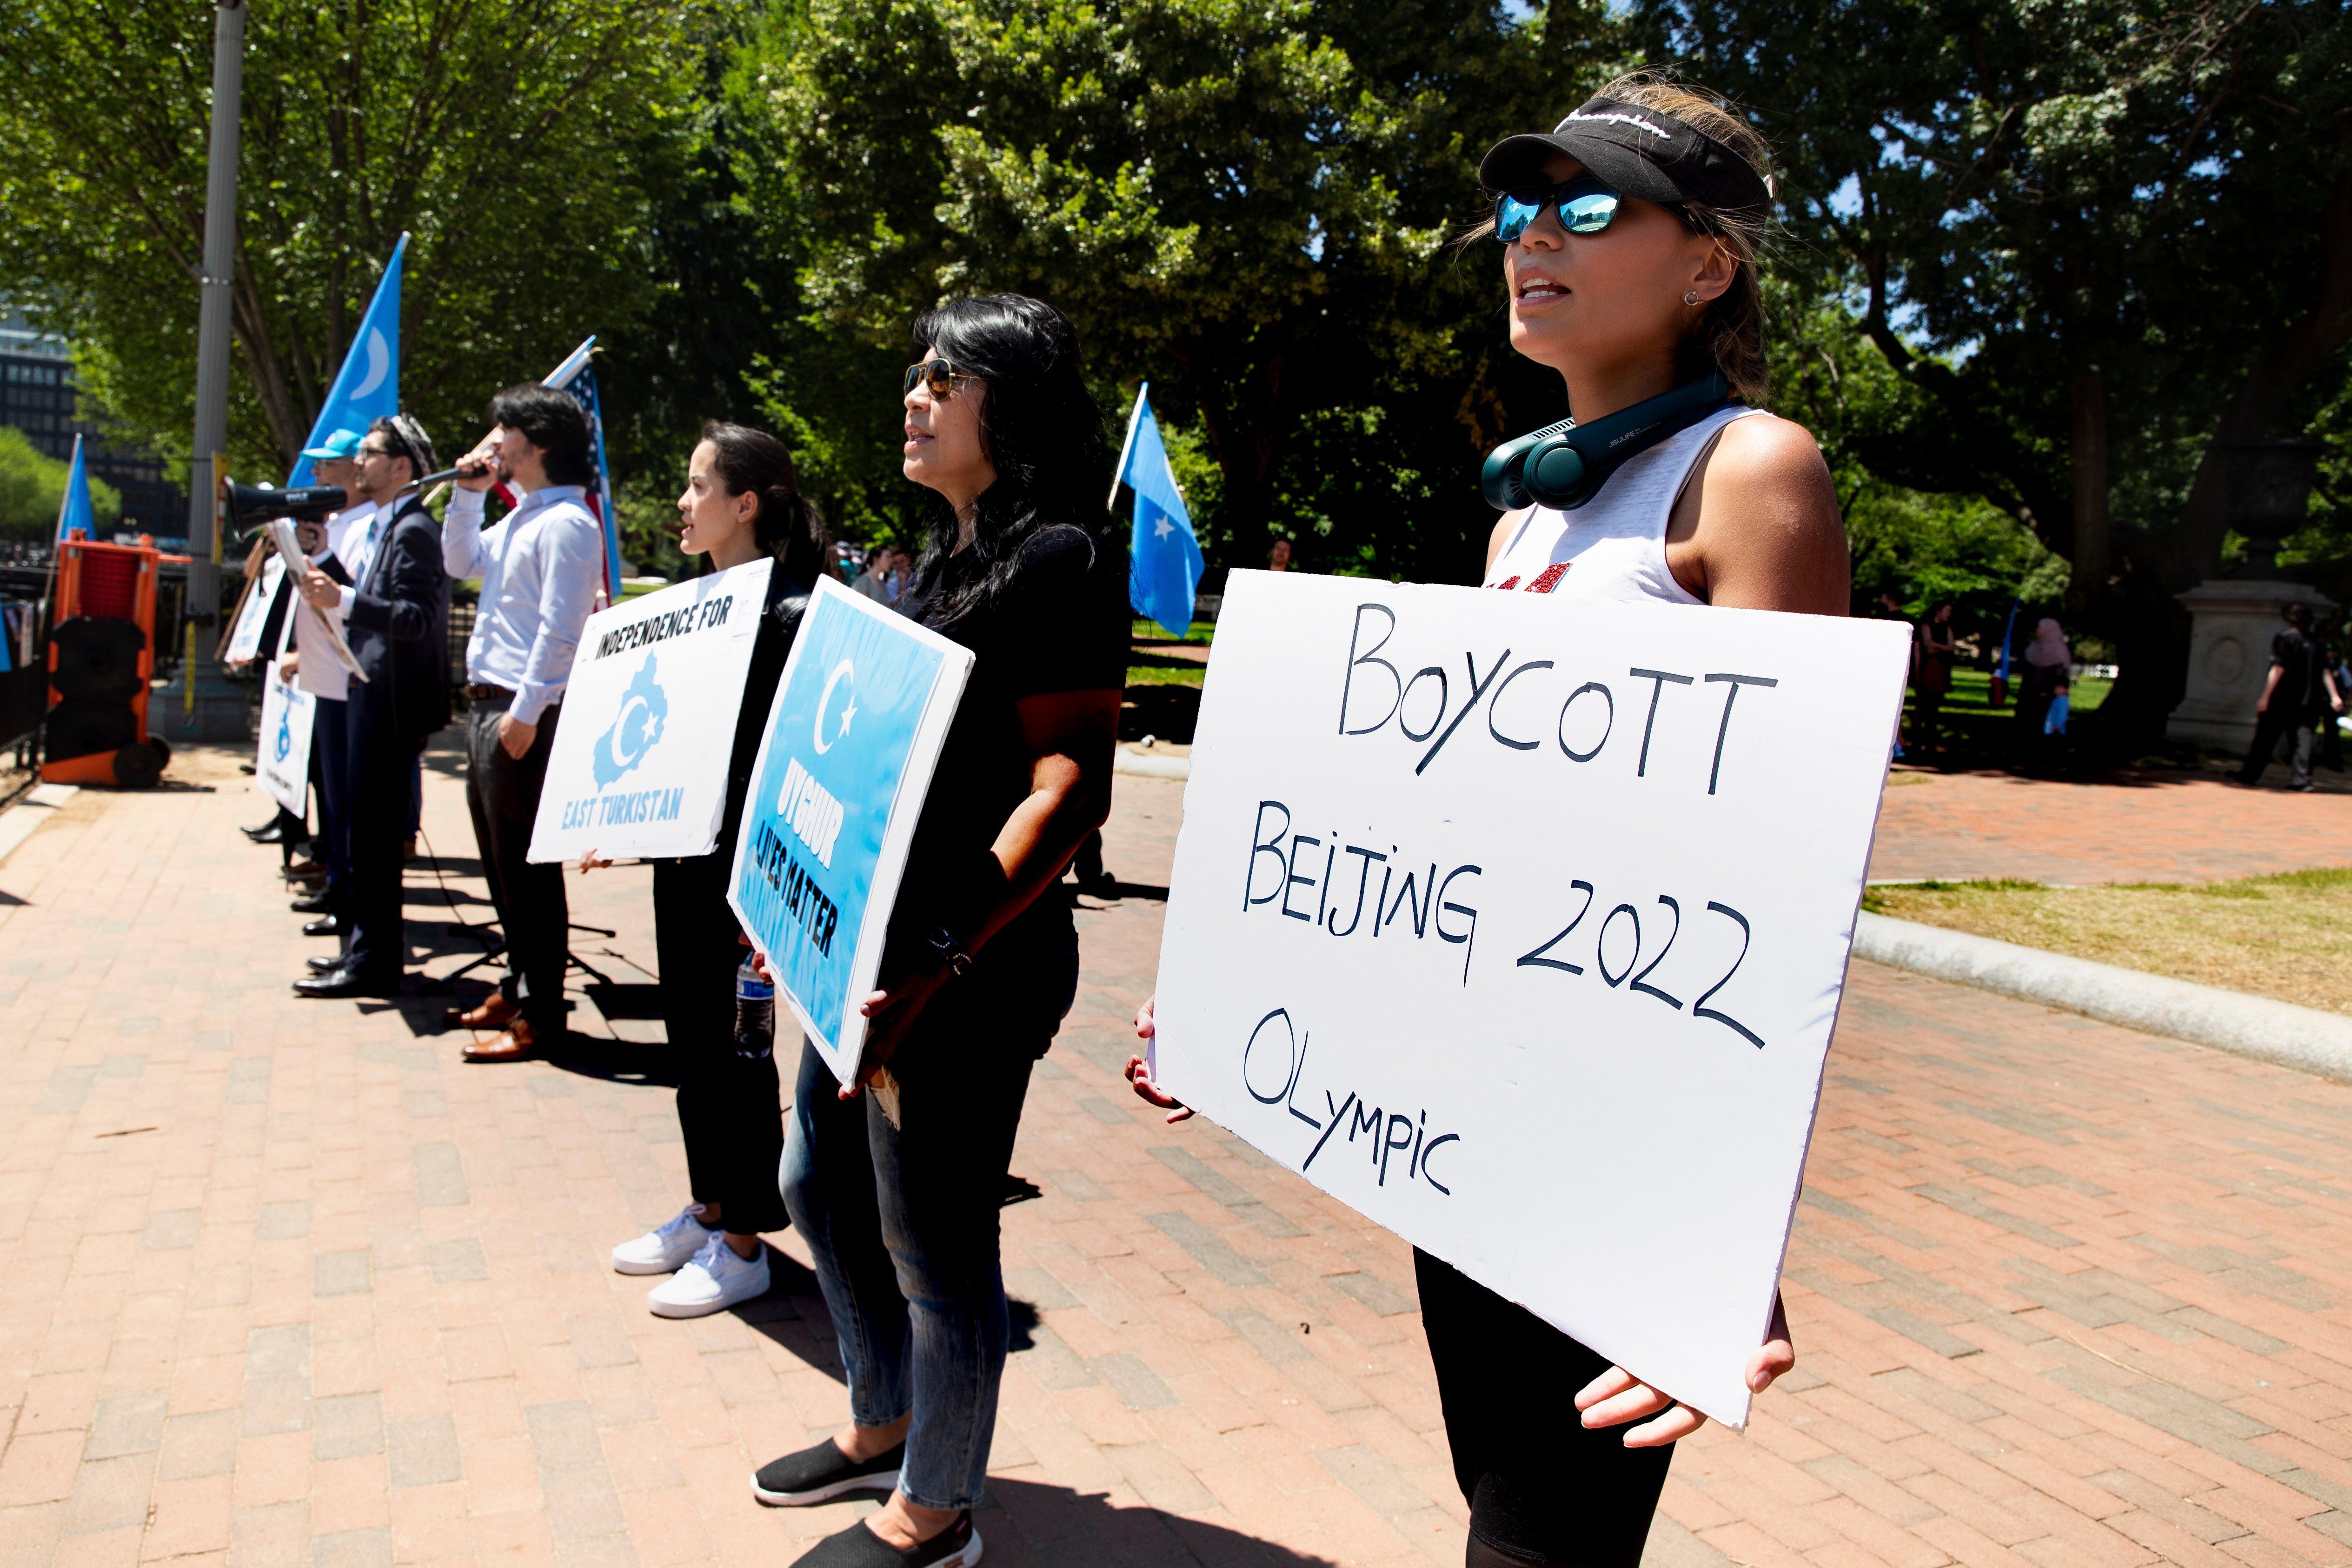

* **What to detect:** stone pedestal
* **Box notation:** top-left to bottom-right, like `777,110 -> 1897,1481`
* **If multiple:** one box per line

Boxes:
2165,579 -> 2334,751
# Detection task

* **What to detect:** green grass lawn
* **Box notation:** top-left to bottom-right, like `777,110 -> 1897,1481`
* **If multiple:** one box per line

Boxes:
1132,617 -> 1216,647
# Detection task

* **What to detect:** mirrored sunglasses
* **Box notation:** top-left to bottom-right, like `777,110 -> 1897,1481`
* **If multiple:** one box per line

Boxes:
1495,175 -> 1623,243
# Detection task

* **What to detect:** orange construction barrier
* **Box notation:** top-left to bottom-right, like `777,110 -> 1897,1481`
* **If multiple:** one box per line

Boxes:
45,530 -> 173,787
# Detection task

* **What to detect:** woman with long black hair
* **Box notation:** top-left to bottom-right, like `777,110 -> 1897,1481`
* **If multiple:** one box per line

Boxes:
1126,73 -> 1835,1568
591,422 -> 830,1316
752,295 -> 1128,1568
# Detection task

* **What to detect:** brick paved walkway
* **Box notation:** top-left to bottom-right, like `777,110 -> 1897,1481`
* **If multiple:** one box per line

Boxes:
1870,767 -> 2352,886
1,744 -> 2349,1567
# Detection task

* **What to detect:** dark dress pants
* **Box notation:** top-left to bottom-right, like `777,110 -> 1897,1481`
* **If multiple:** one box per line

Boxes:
2238,706 -> 2319,787
313,696 -> 352,911
464,697 -> 568,1033
652,853 -> 787,1234
1415,1249 -> 1674,1567
341,696 -> 414,979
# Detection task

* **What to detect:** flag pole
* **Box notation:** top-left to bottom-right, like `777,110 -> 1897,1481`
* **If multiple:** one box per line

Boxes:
1108,382 -> 1149,511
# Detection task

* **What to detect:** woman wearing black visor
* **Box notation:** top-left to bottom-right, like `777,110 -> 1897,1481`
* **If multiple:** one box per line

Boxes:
1129,74 -> 1846,1567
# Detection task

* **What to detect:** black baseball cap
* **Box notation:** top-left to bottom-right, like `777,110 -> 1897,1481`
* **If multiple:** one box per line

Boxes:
1478,97 -> 1772,212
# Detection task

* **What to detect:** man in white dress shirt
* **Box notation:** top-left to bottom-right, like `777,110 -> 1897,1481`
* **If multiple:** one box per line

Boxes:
442,384 -> 607,1061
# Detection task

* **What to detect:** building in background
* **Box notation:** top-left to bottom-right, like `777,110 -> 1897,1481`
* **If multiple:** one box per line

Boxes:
0,312 -> 185,542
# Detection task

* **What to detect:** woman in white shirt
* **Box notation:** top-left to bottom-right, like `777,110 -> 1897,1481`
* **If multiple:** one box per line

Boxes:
1129,73 -> 1847,1568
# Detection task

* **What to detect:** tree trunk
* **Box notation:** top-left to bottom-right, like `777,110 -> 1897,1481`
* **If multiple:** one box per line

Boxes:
2068,366 -> 2108,598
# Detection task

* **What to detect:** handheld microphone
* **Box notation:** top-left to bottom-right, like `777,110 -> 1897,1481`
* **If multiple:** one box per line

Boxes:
1481,372 -> 1731,512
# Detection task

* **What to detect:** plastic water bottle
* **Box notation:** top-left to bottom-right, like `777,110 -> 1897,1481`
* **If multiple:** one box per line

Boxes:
733,956 -> 775,1060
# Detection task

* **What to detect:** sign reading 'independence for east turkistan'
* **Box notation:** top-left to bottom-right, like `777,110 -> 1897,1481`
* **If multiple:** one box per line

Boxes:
729,577 -> 972,1084
527,557 -> 774,864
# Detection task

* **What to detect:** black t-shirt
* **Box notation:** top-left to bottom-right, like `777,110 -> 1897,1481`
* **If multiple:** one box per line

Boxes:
2273,628 -> 2325,713
894,523 -> 1129,951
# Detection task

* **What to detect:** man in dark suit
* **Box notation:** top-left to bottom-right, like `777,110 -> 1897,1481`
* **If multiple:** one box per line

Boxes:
295,414 -> 452,997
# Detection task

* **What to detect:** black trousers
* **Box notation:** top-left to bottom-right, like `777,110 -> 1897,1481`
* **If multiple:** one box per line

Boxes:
464,696 -> 568,1032
342,697 -> 416,979
1415,1250 -> 1674,1567
2238,706 -> 2319,788
653,853 -> 788,1234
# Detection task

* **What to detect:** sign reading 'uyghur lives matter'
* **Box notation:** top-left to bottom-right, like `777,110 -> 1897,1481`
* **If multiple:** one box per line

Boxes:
729,578 -> 971,1086
527,557 -> 773,864
1151,570 -> 1911,1429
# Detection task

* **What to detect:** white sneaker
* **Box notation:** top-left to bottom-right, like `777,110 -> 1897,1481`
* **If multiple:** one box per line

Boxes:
648,1234 -> 771,1318
610,1204 -> 716,1276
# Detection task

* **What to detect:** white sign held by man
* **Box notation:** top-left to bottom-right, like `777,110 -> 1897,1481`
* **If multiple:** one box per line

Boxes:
253,659 -> 315,815
729,578 -> 971,1085
1150,570 -> 1911,1428
222,554 -> 286,666
527,557 -> 775,864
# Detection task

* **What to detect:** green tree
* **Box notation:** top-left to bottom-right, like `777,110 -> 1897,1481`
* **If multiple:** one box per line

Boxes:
728,0 -> 1623,581
1640,0 -> 2352,735
0,427 -> 122,541
0,0 -> 714,483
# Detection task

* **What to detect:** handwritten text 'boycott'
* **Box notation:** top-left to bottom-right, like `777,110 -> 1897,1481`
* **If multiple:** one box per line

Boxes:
1337,604 -> 1779,793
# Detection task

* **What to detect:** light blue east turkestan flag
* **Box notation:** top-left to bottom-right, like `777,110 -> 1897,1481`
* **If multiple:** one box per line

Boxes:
1113,383 -> 1204,638
288,235 -> 406,486
55,432 -> 94,540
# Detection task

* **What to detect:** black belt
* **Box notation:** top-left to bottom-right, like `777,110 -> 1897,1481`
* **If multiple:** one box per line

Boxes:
464,682 -> 513,701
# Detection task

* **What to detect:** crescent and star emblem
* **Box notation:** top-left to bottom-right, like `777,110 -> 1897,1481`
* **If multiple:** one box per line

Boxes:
813,660 -> 857,755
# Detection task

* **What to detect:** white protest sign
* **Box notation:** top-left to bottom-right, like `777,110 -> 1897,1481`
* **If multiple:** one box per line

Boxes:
222,555 -> 285,665
729,578 -> 972,1085
253,658 -> 316,815
1152,571 -> 1910,1428
528,557 -> 775,864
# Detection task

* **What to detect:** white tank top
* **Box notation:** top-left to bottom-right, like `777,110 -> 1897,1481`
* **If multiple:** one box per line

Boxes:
1482,404 -> 1765,606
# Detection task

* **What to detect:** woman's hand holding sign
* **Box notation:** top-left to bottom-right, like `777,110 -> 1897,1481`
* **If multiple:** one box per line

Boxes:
1575,1291 -> 1795,1446
1125,994 -> 1192,1123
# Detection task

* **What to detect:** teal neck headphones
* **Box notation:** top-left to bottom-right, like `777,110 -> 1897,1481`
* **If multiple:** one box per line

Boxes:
1481,372 -> 1731,512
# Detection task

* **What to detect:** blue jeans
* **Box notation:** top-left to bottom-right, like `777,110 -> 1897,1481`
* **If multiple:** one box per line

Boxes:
781,925 -> 1078,1511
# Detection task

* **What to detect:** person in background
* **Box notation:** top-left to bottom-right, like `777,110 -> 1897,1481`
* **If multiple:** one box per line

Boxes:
1875,590 -> 1913,756
851,544 -> 899,605
2237,600 -> 2343,791
592,422 -> 828,1318
2013,617 -> 2070,766
294,414 -> 449,997
2319,627 -> 2348,773
1911,602 -> 1956,761
442,385 -> 607,1060
754,295 -> 1126,1568
280,432 -> 370,939
1268,537 -> 1293,571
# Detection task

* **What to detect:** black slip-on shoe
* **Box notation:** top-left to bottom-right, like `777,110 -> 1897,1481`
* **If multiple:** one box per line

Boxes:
293,965 -> 397,999
788,1512 -> 978,1568
302,916 -> 344,938
751,1439 -> 905,1507
291,890 -> 333,914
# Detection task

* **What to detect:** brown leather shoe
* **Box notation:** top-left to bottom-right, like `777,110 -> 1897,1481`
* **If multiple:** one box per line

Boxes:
445,993 -> 520,1030
284,858 -> 326,881
462,1018 -> 538,1063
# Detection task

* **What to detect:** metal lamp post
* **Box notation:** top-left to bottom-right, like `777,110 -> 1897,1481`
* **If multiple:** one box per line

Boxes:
181,0 -> 247,738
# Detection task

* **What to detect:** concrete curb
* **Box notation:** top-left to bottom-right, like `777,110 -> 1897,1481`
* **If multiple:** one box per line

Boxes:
1114,752 -> 1192,781
1853,910 -> 2352,1083
0,783 -> 80,866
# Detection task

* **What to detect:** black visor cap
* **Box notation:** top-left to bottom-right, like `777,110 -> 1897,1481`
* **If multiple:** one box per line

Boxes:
1478,97 -> 1771,213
